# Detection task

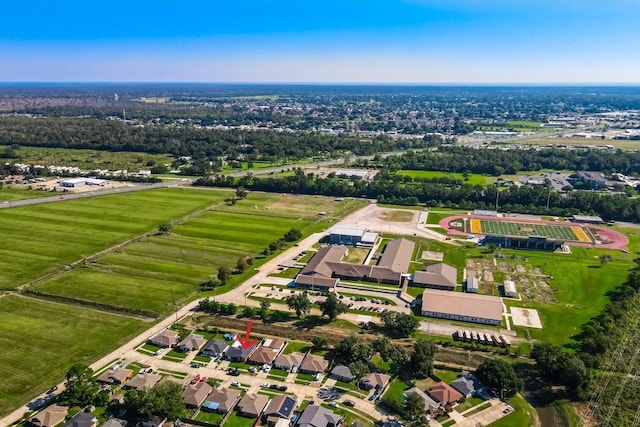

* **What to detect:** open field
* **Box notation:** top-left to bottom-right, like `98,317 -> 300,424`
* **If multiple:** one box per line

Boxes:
0,295 -> 145,416
0,187 -> 58,202
0,187 -> 232,290
1,146 -> 173,170
32,193 -> 366,314
396,169 -> 488,185
510,136 -> 640,150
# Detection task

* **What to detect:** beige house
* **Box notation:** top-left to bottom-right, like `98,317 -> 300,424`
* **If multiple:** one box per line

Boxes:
30,405 -> 68,427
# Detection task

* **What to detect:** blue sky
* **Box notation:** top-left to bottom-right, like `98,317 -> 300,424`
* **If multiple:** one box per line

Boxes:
1,0 -> 638,83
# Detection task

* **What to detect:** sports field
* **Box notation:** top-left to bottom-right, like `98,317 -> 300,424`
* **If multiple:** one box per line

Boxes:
33,193 -> 366,315
0,188 -> 232,290
0,295 -> 145,416
467,218 -> 593,243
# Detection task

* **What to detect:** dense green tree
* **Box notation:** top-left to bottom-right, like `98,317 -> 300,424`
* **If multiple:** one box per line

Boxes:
286,291 -> 311,318
334,336 -> 374,365
475,359 -> 522,398
404,392 -> 427,426
217,266 -> 232,285
59,364 -> 99,407
259,300 -> 271,320
284,228 -> 303,242
380,311 -> 420,337
319,292 -> 348,321
348,360 -> 369,382
409,340 -> 437,379
157,223 -> 172,234
127,382 -> 185,420
311,336 -> 328,350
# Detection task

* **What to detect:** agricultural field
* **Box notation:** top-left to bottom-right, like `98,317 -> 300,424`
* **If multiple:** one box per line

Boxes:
396,169 -> 488,185
1,146 -> 173,171
0,295 -> 146,416
32,193 -> 366,315
0,187 -> 232,290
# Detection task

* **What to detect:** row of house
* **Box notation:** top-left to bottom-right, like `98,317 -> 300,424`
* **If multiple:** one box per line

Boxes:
182,381 -> 341,427
30,407 -> 124,427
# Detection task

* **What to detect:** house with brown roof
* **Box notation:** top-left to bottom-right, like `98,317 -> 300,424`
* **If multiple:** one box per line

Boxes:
420,289 -> 503,325
125,373 -> 161,391
427,381 -> 463,405
149,330 -> 178,348
176,333 -> 206,353
274,352 -> 305,372
30,405 -> 68,427
263,395 -> 297,425
360,372 -> 390,391
299,353 -> 328,374
182,381 -> 213,408
412,263 -> 457,290
236,393 -> 269,418
377,238 -> 415,273
248,346 -> 280,365
202,388 -> 241,413
97,368 -> 133,385
262,338 -> 286,351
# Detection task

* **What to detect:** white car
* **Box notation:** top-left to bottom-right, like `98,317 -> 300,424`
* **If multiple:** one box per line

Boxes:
231,381 -> 240,387
329,401 -> 338,408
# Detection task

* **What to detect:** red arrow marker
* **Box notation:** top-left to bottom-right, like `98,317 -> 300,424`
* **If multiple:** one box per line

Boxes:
239,320 -> 258,349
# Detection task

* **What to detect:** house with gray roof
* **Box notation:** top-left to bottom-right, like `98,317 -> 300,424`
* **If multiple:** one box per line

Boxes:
450,375 -> 481,398
225,342 -> 258,362
297,405 -> 341,427
330,365 -> 354,382
200,339 -> 229,358
403,387 -> 438,413
64,412 -> 97,427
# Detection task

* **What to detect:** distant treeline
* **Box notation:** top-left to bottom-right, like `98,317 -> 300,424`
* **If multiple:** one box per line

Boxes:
0,117 -> 430,161
195,169 -> 640,222
357,146 -> 640,176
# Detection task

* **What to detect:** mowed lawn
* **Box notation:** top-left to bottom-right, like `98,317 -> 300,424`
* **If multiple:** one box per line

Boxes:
0,295 -> 145,416
504,245 -> 633,346
396,170 -> 488,185
0,187 -> 231,289
0,187 -> 59,202
32,194 -> 365,314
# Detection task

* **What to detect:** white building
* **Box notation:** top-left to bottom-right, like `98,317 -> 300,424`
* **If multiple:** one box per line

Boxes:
466,277 -> 479,293
503,280 -> 517,298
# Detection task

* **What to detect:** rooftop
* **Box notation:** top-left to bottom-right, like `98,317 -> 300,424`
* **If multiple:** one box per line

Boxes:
377,238 -> 415,273
421,289 -> 503,322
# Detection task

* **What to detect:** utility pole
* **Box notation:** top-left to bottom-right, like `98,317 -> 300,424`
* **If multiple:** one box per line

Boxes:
495,186 -> 500,211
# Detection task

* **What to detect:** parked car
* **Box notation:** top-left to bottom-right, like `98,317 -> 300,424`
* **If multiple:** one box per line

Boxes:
343,400 -> 355,407
231,381 -> 240,387
277,385 -> 288,391
270,384 -> 279,389
46,385 -> 58,394
329,401 -> 338,408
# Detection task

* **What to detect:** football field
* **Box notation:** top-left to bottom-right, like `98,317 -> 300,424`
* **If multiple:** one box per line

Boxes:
468,218 -> 592,243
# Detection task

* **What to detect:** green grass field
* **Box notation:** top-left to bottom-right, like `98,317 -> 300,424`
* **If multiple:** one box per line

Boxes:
396,170 -> 488,185
0,187 -> 59,202
0,187 -> 232,290
471,218 -> 589,243
32,193 -> 366,314
0,295 -> 145,416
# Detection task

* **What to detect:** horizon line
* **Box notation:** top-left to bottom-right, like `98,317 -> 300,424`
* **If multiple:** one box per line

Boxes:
1,81 -> 640,87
